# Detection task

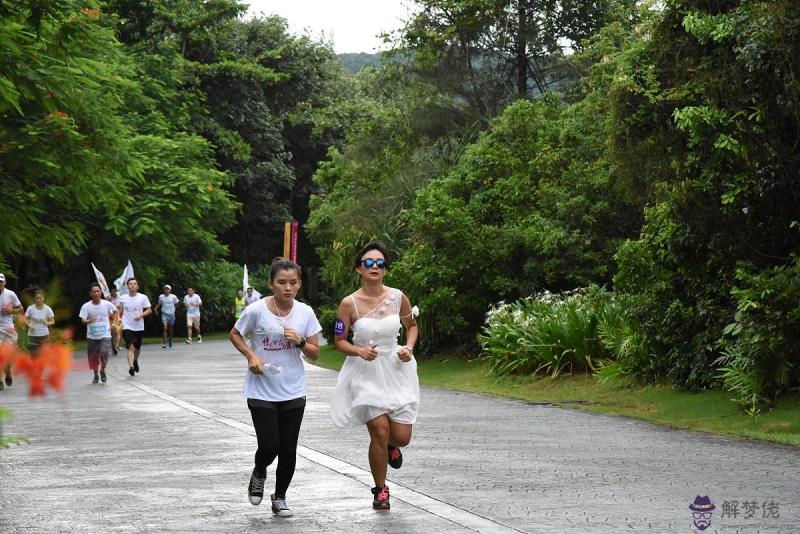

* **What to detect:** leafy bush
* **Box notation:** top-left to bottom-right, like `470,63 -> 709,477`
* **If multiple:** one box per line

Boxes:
595,294 -> 659,384
480,288 -> 612,378
715,259 -> 800,413
610,0 -> 800,393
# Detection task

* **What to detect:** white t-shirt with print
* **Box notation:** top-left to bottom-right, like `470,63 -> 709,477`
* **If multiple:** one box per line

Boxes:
25,304 -> 55,337
158,294 -> 179,315
183,294 -> 202,316
79,300 -> 117,340
118,293 -> 151,331
244,290 -> 261,305
0,288 -> 21,336
234,299 -> 322,402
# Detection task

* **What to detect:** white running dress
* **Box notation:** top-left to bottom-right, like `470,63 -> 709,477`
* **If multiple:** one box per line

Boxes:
330,288 -> 420,427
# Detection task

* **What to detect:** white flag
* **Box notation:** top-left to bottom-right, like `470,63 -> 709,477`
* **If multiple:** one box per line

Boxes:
243,264 -> 249,293
113,260 -> 135,293
91,263 -> 111,299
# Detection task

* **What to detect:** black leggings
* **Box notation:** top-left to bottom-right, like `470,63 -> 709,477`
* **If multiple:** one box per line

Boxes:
248,399 -> 305,498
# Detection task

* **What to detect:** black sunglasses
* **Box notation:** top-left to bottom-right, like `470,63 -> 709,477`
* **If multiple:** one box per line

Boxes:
361,258 -> 387,269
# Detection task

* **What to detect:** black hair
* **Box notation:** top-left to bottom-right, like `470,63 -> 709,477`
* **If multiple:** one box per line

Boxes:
270,257 -> 302,282
353,240 -> 390,268
126,277 -> 138,285
89,283 -> 101,291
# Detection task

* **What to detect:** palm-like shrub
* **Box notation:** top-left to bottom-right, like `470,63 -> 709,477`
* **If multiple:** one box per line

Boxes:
480,288 -> 609,377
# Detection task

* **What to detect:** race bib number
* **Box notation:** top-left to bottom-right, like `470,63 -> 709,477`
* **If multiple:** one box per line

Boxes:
88,323 -> 107,337
334,318 -> 345,336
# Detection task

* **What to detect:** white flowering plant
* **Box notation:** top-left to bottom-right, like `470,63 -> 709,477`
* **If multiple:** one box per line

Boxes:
480,287 -> 614,378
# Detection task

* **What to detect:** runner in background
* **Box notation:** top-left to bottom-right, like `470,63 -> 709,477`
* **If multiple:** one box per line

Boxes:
244,286 -> 261,306
155,284 -> 179,349
183,286 -> 203,344
233,288 -> 245,324
25,290 -> 55,355
0,273 -> 23,390
117,277 -> 152,376
79,283 -> 117,384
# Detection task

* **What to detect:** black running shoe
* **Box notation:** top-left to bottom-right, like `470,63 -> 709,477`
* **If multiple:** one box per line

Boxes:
371,484 -> 390,510
4,375 -> 11,386
100,370 -> 107,383
133,359 -> 139,373
388,445 -> 403,469
248,469 -> 266,505
271,494 -> 293,517
112,347 -> 118,355
129,367 -> 135,376
92,373 -> 99,384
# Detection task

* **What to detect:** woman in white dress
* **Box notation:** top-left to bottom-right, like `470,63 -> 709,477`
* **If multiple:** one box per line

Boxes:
330,240 -> 419,510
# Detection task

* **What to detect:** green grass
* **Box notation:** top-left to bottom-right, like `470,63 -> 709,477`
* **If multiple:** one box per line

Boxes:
312,345 -> 800,447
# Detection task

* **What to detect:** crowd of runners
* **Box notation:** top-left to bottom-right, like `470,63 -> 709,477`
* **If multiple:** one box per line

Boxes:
0,241 -> 421,516
0,276 -> 207,384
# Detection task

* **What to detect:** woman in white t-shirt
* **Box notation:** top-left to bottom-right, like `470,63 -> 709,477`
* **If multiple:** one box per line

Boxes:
229,258 -> 322,518
25,290 -> 55,355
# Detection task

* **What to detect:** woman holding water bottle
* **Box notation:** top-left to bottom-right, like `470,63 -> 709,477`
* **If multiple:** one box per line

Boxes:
228,258 -> 321,518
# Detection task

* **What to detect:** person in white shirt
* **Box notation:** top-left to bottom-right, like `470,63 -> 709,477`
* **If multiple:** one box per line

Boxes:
155,284 -> 179,349
25,289 -> 55,355
79,283 -> 117,384
229,258 -> 322,517
117,277 -> 152,376
244,286 -> 261,306
0,273 -> 23,390
183,287 -> 203,344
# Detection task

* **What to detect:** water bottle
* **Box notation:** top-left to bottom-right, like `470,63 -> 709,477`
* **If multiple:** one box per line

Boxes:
261,362 -> 282,375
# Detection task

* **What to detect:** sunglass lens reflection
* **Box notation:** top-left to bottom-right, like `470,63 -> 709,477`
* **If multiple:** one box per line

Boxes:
362,259 -> 386,269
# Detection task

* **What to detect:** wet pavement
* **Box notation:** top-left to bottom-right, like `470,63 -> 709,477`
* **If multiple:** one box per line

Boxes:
1,340 -> 798,533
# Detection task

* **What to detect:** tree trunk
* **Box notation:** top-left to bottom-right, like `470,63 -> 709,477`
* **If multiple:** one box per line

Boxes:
516,1 -> 528,98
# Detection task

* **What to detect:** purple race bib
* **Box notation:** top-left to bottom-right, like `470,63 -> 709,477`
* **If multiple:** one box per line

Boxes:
334,318 -> 345,336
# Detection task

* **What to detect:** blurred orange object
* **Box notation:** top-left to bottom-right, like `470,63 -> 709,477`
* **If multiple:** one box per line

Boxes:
11,342 -> 73,397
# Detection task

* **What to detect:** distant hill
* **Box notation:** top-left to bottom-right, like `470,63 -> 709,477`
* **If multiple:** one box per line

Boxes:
337,52 -> 381,73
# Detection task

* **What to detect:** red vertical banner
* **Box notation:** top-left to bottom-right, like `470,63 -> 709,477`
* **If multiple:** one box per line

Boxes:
290,221 -> 299,262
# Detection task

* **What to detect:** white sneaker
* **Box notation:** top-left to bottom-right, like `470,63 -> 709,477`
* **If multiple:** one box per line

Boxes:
198,337 -> 203,344
185,339 -> 192,344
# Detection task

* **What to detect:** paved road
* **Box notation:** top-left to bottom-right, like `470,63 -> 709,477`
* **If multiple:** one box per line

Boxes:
1,340 -> 798,533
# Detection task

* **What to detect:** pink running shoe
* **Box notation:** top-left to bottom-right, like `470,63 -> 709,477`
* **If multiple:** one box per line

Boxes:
371,484 -> 390,510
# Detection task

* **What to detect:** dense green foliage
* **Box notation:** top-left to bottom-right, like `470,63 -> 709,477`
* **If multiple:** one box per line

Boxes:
1,1 -> 347,333
611,0 -> 800,398
3,0 -> 799,413
307,0 -> 800,410
0,1 -> 235,276
337,53 -> 381,73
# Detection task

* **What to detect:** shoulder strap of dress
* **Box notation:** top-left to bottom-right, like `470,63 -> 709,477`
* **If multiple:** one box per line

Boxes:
350,295 -> 360,320
393,288 -> 402,314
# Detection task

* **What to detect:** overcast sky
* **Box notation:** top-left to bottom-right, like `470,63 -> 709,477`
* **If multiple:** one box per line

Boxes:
245,0 -> 414,54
